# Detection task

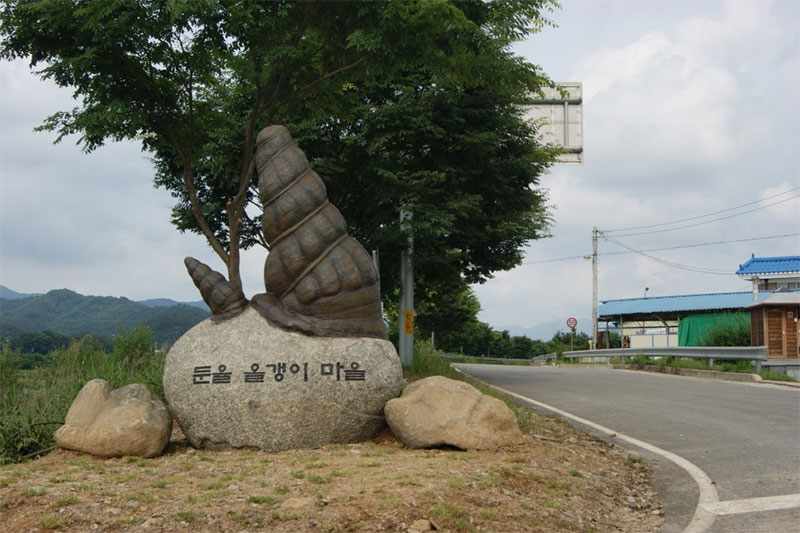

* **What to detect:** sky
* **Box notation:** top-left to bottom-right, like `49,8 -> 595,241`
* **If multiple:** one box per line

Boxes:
1,0 -> 799,338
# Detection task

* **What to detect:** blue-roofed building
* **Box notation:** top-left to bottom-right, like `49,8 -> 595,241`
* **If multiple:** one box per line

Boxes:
595,255 -> 800,349
598,291 -> 772,348
736,254 -> 800,297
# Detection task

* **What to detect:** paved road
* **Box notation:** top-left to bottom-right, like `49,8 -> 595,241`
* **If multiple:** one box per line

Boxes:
455,364 -> 800,533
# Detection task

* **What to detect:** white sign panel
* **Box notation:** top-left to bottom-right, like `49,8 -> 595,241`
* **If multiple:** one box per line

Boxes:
524,82 -> 583,164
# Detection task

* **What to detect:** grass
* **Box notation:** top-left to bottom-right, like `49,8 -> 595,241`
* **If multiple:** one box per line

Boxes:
760,370 -> 798,382
430,501 -> 473,531
1,326 -> 165,464
447,476 -> 464,488
38,515 -> 68,530
175,511 -> 201,523
377,496 -> 400,509
55,496 -> 79,507
248,495 -> 279,505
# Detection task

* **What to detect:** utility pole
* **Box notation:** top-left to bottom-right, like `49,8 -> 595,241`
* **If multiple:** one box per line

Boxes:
398,209 -> 414,366
591,226 -> 599,350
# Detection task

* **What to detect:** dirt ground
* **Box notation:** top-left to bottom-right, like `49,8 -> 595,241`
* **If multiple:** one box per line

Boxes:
0,408 -> 663,533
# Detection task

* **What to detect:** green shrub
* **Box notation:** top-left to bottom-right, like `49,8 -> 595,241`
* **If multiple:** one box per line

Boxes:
0,326 -> 164,464
759,370 -> 798,382
698,314 -> 750,347
628,354 -> 654,366
404,340 -> 458,380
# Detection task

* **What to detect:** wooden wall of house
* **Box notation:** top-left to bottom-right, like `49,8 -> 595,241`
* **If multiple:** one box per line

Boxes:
754,305 -> 800,359
750,308 -> 764,347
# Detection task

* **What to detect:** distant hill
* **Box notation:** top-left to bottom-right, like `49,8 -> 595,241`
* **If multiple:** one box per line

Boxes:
499,317 -> 591,341
139,298 -> 209,311
0,285 -> 42,300
0,289 -> 209,345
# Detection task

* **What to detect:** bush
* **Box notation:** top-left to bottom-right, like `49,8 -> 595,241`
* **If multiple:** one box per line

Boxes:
698,314 -> 750,347
405,340 -> 458,381
628,354 -> 655,366
0,326 -> 165,464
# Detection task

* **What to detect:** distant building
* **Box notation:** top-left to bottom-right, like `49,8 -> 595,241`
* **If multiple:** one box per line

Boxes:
736,255 -> 800,300
598,292 -> 760,349
598,254 -> 800,351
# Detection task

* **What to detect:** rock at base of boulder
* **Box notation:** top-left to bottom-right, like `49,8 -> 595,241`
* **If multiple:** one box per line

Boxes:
384,375 -> 523,450
55,379 -> 172,458
162,307 -> 403,451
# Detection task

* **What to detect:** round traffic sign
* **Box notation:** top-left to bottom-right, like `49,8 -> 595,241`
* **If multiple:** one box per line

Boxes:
566,317 -> 578,329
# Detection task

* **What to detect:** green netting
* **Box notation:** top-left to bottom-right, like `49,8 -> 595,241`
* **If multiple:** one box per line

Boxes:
678,312 -> 748,346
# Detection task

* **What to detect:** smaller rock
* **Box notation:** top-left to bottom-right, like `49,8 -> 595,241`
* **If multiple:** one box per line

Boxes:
384,376 -> 523,450
410,519 -> 431,531
55,379 -> 171,458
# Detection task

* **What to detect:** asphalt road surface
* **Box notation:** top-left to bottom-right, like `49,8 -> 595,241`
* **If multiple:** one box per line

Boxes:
454,364 -> 800,533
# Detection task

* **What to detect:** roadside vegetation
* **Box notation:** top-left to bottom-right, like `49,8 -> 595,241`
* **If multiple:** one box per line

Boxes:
0,332 -> 542,465
697,313 -> 751,347
1,334 -> 663,532
0,327 -> 163,464
560,354 -> 797,383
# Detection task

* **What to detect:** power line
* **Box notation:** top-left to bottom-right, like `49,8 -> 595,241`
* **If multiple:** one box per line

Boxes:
605,186 -> 800,233
605,236 -> 735,275
608,195 -> 799,237
521,232 -> 800,265
603,232 -> 800,256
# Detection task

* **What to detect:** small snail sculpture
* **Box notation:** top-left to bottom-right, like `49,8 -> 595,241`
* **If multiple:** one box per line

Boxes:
185,125 -> 388,341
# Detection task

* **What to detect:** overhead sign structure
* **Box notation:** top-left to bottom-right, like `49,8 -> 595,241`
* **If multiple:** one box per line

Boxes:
566,317 -> 578,330
525,82 -> 583,164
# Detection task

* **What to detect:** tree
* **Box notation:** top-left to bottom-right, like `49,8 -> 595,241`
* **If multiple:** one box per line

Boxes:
1,0 -> 559,303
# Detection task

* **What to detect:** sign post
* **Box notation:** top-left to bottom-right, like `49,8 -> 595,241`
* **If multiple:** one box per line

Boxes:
398,209 -> 414,366
567,317 -> 578,352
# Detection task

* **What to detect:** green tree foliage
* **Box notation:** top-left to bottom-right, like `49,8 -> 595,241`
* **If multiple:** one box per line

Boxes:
0,289 -> 207,345
6,330 -> 71,355
1,0 -> 559,300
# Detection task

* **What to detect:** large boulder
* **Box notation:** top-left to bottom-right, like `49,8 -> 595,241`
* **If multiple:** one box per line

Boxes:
55,380 -> 172,458
163,307 -> 403,451
384,375 -> 524,450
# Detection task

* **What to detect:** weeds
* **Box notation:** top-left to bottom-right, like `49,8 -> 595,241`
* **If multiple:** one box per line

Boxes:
55,496 -> 79,507
175,511 -> 201,523
38,515 -> 68,530
248,495 -> 278,505
760,370 -> 798,382
1,327 -> 164,464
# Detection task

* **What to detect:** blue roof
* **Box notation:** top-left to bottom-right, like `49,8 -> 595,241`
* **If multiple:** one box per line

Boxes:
599,291 -> 771,318
736,255 -> 800,276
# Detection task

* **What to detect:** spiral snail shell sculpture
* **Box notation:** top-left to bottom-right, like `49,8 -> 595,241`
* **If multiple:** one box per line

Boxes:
185,125 -> 388,340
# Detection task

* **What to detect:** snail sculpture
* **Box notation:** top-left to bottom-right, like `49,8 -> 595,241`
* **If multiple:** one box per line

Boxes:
185,125 -> 388,340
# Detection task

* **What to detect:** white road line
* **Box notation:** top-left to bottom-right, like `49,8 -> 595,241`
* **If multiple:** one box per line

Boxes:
453,369 -> 719,533
701,493 -> 800,515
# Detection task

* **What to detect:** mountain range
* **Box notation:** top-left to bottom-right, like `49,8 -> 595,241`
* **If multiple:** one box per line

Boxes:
1,285 -> 585,345
0,286 -> 209,345
498,317 -> 591,341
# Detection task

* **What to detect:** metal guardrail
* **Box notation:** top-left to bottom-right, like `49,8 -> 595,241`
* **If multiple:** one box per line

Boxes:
563,346 -> 768,372
531,352 -> 557,364
443,353 -> 557,365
